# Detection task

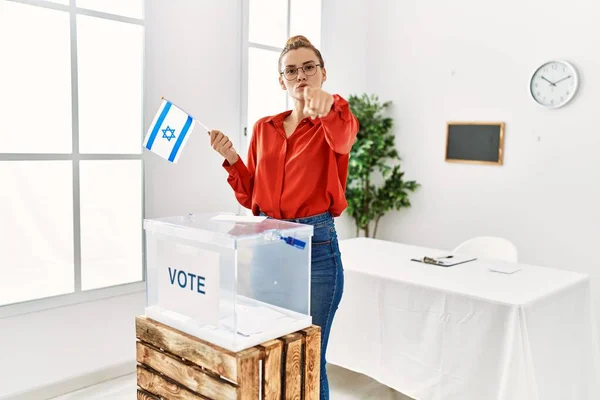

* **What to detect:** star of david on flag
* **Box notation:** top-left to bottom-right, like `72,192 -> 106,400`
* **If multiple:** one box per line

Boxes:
143,98 -> 205,163
162,126 -> 176,142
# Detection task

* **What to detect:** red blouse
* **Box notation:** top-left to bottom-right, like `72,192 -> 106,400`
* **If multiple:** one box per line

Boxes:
223,94 -> 359,219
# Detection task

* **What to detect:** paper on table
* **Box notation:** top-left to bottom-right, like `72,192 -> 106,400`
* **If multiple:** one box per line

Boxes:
488,264 -> 522,274
211,214 -> 267,223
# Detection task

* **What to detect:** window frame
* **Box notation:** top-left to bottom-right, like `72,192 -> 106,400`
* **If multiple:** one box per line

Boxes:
0,0 -> 146,319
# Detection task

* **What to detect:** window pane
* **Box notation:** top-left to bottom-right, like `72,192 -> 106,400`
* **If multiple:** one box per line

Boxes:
80,160 -> 142,290
249,0 -> 288,48
0,2 -> 72,154
0,161 -> 74,306
77,15 -> 143,154
247,48 -> 287,133
290,0 -> 322,49
76,0 -> 144,19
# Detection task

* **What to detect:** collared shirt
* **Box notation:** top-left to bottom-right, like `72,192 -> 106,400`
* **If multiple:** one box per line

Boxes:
223,94 -> 359,219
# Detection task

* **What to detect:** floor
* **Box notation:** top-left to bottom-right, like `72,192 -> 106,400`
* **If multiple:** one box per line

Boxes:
51,364 -> 413,400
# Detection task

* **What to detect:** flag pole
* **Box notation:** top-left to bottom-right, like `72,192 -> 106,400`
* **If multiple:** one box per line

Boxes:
161,96 -> 211,133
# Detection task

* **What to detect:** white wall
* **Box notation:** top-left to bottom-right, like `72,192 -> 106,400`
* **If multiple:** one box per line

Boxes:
0,1 -> 243,398
321,0 -> 369,96
320,0 -> 370,239
144,0 -> 242,218
365,0 -> 600,320
0,293 -> 145,399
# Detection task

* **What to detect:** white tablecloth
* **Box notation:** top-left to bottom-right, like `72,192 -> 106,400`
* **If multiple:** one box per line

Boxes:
327,238 -> 600,400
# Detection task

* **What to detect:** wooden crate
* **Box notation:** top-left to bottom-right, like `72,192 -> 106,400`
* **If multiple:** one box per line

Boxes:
135,316 -> 321,400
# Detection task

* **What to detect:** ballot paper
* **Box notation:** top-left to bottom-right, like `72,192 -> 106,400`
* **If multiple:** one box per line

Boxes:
221,304 -> 290,336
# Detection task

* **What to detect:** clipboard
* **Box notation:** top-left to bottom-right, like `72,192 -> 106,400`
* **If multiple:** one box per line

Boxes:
410,255 -> 477,267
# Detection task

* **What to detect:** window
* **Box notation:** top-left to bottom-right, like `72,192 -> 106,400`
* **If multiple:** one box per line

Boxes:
241,0 -> 322,158
0,0 -> 144,315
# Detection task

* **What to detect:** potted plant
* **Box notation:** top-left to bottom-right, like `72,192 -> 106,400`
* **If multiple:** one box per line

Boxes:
346,94 -> 420,238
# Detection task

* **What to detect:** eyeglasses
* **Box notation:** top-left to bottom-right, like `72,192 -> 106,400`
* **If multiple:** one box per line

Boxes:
280,62 -> 321,81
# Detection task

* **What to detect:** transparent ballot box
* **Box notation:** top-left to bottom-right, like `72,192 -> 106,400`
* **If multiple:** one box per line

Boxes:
143,212 -> 313,352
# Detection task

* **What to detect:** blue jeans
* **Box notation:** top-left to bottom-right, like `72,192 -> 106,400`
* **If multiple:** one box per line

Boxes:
259,211 -> 344,400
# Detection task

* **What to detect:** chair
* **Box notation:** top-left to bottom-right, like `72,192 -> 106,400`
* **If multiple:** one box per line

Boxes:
453,236 -> 518,262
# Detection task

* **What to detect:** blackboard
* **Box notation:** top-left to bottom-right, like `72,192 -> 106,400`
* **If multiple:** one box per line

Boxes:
445,122 -> 504,165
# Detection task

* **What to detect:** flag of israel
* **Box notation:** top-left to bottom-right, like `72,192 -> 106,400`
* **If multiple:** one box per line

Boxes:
143,99 -> 195,163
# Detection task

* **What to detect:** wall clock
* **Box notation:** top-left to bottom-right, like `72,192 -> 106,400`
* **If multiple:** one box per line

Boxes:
530,60 -> 579,108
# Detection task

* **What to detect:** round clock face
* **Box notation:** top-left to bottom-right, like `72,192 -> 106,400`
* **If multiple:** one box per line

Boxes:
530,61 -> 579,108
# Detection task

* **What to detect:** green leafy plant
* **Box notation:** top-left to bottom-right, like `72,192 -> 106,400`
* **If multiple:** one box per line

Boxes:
346,94 -> 420,238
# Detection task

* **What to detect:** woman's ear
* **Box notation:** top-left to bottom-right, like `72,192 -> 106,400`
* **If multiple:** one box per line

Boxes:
321,67 -> 327,84
279,76 -> 286,90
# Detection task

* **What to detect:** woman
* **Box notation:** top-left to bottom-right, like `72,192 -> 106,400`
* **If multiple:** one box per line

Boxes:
209,35 -> 358,399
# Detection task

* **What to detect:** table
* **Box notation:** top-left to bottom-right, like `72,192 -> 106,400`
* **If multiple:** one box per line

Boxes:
327,238 -> 600,400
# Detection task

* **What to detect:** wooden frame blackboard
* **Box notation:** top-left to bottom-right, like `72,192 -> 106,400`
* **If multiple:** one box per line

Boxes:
445,122 -> 505,166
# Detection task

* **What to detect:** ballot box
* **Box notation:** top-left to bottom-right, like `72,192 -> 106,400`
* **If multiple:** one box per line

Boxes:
143,212 -> 313,352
